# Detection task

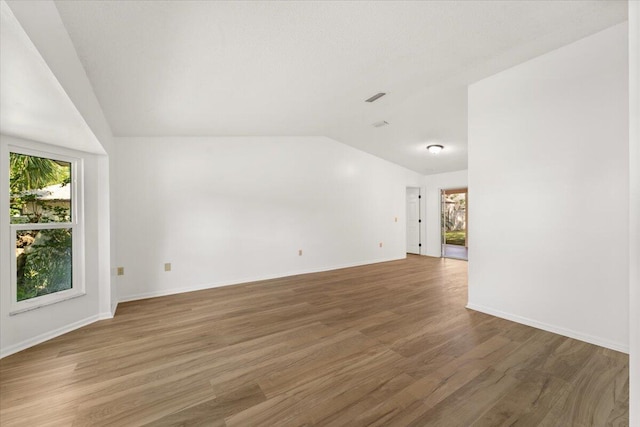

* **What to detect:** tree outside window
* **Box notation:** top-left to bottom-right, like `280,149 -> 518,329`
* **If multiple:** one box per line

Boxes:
9,152 -> 74,302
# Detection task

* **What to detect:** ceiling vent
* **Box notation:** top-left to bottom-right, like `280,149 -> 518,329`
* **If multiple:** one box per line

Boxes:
372,120 -> 389,128
365,92 -> 386,103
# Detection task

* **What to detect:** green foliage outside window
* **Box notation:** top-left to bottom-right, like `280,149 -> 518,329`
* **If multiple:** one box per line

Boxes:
16,229 -> 72,301
9,153 -> 73,302
442,193 -> 466,247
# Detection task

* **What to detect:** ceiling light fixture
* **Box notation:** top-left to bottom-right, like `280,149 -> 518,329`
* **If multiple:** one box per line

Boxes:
426,144 -> 444,154
365,92 -> 386,103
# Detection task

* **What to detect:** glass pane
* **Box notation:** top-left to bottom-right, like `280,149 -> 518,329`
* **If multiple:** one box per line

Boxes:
442,190 -> 468,261
9,153 -> 71,224
16,229 -> 72,301
444,192 -> 466,246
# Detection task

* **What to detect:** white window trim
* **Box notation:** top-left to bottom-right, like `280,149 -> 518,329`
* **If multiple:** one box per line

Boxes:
3,144 -> 85,315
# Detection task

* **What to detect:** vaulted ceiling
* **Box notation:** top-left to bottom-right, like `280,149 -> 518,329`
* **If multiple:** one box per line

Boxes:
4,1 -> 629,173
0,1 -> 102,153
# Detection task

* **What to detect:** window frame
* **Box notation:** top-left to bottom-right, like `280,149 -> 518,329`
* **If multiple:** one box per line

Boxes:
4,144 -> 85,315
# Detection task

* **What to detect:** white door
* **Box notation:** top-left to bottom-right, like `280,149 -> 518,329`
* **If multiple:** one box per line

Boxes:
406,188 -> 421,254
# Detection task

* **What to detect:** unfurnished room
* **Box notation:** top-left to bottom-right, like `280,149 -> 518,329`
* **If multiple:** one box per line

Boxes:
0,1 -> 638,426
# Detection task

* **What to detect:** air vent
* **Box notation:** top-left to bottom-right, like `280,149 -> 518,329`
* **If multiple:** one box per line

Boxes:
365,92 -> 386,103
372,120 -> 389,128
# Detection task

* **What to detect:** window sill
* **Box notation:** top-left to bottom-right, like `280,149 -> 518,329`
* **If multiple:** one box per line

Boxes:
9,291 -> 87,316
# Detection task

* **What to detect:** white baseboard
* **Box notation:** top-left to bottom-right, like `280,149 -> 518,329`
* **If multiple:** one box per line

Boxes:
1,314 -> 101,359
1,257 -> 405,358
466,302 -> 629,354
110,301 -> 118,317
118,256 -> 405,303
98,310 -> 114,320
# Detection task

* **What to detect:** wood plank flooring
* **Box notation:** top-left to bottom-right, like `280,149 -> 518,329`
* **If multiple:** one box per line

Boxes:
0,255 -> 629,426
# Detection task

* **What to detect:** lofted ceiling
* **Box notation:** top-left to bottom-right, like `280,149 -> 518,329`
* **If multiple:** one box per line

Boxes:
50,0 -> 627,174
0,1 -> 103,154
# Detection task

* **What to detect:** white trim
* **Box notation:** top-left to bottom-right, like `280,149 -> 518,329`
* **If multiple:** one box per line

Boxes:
6,145 -> 86,314
405,186 -> 422,255
9,291 -> 86,315
0,313 -> 101,359
12,222 -> 73,231
118,256 -> 405,303
466,302 -> 629,354
110,301 -> 118,317
98,310 -> 114,320
629,0 -> 640,422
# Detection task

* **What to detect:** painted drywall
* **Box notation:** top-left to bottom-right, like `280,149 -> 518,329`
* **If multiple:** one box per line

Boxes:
0,1 -> 118,357
629,0 -> 640,422
5,0 -> 113,154
0,135 -> 106,357
114,136 -> 422,301
6,0 -> 118,317
422,170 -> 468,258
0,1 -> 102,154
108,154 -> 117,315
468,23 -> 629,352
53,1 -> 627,174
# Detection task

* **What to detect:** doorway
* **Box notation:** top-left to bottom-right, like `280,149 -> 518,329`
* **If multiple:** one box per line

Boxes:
441,188 -> 468,260
406,187 -> 421,254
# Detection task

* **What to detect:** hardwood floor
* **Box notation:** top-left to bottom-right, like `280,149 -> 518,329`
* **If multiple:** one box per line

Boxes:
0,255 -> 629,426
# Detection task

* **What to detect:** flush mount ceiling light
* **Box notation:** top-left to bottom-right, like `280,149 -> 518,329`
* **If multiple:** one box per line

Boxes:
426,144 -> 444,154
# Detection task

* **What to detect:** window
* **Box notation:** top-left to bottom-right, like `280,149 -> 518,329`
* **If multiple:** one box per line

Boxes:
6,146 -> 84,314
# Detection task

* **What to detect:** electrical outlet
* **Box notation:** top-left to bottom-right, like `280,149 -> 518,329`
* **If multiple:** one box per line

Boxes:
298,249 -> 303,256
164,263 -> 171,272
117,267 -> 124,276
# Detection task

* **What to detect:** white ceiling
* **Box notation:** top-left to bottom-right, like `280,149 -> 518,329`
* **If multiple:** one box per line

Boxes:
52,0 -> 627,174
0,1 -> 103,154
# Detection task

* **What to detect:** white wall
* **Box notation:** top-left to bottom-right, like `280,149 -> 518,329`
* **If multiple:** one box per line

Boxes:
422,170 -> 468,257
0,135 -> 106,357
114,136 -> 422,301
6,1 -> 113,154
6,0 -> 118,317
629,0 -> 640,422
468,23 -> 629,352
0,1 -> 117,357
